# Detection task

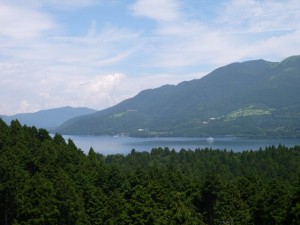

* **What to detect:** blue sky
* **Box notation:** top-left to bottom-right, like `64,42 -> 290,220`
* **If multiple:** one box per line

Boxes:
1,0 -> 300,115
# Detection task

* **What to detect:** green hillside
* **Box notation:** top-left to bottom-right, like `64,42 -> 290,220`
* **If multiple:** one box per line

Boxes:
2,106 -> 97,129
55,56 -> 300,138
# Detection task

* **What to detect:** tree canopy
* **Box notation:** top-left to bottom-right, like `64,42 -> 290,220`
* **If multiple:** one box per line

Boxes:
1,119 -> 300,224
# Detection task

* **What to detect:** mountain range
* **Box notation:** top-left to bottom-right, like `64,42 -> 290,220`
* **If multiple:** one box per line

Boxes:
53,56 -> 300,138
10,56 -> 300,138
1,106 -> 97,129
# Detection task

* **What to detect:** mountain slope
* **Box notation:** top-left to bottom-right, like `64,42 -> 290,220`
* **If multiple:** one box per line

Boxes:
55,56 -> 300,137
1,106 -> 97,129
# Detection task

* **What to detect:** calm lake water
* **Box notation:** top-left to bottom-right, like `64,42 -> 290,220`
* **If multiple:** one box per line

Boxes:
62,135 -> 300,155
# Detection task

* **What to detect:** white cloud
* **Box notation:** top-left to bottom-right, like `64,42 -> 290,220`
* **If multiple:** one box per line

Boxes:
0,69 -> 127,115
218,0 -> 300,33
59,73 -> 126,109
131,0 -> 182,22
43,0 -> 98,9
1,0 -> 300,115
0,2 -> 56,39
0,2 -> 141,114
47,24 -> 140,68
137,0 -> 300,69
150,22 -> 242,68
19,100 -> 32,113
246,29 -> 300,59
6,0 -> 99,10
212,0 -> 300,61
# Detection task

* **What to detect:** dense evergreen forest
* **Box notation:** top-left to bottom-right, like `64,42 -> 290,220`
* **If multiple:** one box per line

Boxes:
1,119 -> 300,225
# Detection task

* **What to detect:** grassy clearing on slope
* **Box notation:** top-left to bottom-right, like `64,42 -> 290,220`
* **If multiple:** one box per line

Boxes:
225,105 -> 272,121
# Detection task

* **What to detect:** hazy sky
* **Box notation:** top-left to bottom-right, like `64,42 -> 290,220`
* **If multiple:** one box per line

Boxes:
1,0 -> 300,115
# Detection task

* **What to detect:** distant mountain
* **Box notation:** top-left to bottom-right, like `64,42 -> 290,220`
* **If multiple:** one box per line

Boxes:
55,56 -> 300,138
1,106 -> 97,129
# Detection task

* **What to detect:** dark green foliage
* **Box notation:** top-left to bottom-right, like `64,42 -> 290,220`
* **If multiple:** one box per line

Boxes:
1,120 -> 300,224
16,174 -> 59,225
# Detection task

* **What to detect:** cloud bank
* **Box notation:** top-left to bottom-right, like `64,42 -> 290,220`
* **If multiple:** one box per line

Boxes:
1,0 -> 300,115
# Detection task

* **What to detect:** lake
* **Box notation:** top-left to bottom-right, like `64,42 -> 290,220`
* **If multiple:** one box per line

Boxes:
62,135 -> 300,155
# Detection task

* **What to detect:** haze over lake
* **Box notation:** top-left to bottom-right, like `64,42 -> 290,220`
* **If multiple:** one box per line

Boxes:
62,135 -> 300,155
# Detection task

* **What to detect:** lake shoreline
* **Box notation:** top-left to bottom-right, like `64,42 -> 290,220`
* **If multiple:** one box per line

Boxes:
59,134 -> 300,155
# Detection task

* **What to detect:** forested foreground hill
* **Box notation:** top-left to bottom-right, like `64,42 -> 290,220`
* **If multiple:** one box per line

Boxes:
1,120 -> 300,224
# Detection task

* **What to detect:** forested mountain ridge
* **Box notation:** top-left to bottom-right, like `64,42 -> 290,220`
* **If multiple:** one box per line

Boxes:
1,120 -> 300,224
1,106 -> 97,130
55,55 -> 300,137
